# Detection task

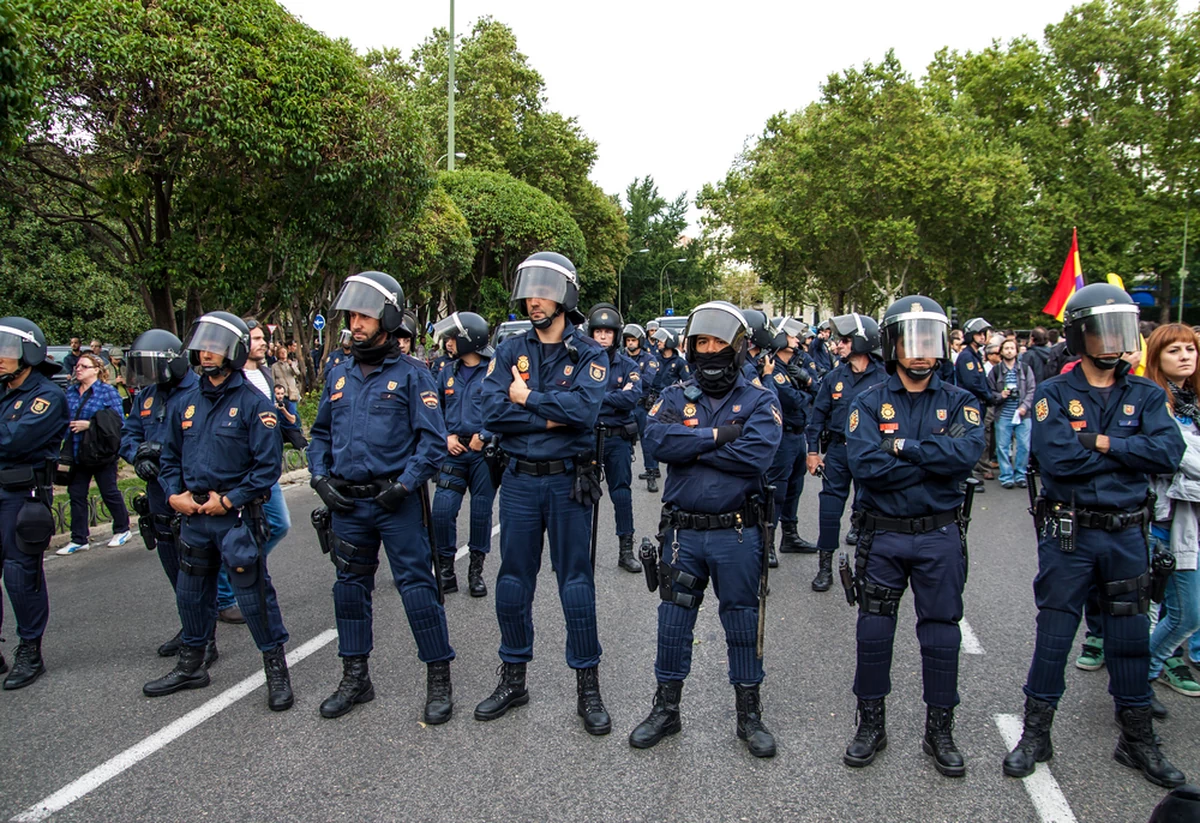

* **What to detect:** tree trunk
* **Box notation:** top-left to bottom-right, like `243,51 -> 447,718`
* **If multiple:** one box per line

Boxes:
1159,270 -> 1173,325
147,284 -> 178,335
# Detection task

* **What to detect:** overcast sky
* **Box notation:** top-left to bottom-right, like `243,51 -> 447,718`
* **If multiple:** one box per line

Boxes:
280,0 -> 1136,228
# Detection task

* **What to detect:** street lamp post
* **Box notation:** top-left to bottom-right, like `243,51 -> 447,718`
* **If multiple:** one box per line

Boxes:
437,151 -> 467,168
447,0 -> 456,171
618,248 -> 649,316
1180,212 -> 1190,324
659,258 -> 686,316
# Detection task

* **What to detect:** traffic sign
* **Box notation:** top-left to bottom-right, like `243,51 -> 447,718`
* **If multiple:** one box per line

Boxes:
313,314 -> 326,331
267,323 -> 278,336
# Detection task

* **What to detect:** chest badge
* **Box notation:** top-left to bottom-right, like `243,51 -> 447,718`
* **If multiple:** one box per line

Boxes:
421,391 -> 439,409
590,362 -> 607,382
184,405 -> 196,420
517,355 -> 531,373
12,400 -> 21,410
446,377 -> 455,388
880,403 -> 896,421
683,403 -> 697,417
30,397 -> 49,415
144,396 -> 153,410
835,381 -> 844,392
1068,399 -> 1085,418
1035,398 -> 1050,422
966,361 -> 975,371
387,380 -> 398,391
564,365 -> 573,376
1124,404 -> 1135,416
335,376 -> 346,391
228,407 -> 238,418
732,404 -> 742,413
849,409 -> 859,432
936,409 -> 947,421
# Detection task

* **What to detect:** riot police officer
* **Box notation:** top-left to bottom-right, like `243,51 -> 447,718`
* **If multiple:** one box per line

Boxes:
954,317 -> 992,406
810,320 -> 835,377
430,311 -> 496,597
805,313 -> 886,592
477,251 -> 611,735
323,329 -> 353,380
145,312 -> 294,711
767,317 -> 818,565
630,301 -> 782,756
0,318 -> 67,689
1003,284 -> 1186,788
740,309 -> 778,386
641,328 -> 689,493
588,304 -> 644,572
120,329 -> 207,661
842,296 -> 984,777
624,323 -> 660,486
308,271 -> 455,723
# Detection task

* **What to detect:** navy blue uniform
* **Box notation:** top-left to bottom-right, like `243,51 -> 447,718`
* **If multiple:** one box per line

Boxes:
645,374 -> 782,684
766,355 -> 812,532
810,339 -> 835,377
953,346 -> 990,405
428,352 -> 451,379
597,350 -> 643,537
846,373 -> 985,708
805,358 -> 886,550
322,349 -> 351,381
1023,367 -> 1184,710
159,372 -> 287,653
644,353 -> 689,473
631,348 -> 660,472
0,372 -> 68,640
480,326 -> 606,668
308,352 -> 453,662
432,357 -> 496,561
120,370 -> 199,590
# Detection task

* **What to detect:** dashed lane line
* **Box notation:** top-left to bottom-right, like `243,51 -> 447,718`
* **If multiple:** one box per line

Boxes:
994,713 -> 1078,823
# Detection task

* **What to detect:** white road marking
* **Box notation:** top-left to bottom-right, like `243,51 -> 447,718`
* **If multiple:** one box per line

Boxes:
960,618 -> 985,655
454,524 -> 501,560
10,629 -> 339,823
994,713 -> 1078,823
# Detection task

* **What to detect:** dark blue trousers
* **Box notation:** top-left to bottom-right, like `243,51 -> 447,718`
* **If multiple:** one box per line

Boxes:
1023,525 -> 1151,709
176,511 -> 289,652
781,432 -> 808,525
602,433 -> 634,536
1,490 -> 50,640
431,451 -> 496,560
145,481 -> 180,591
766,431 -> 804,527
655,525 -> 764,685
330,494 -> 454,662
636,405 -> 656,474
854,525 -> 965,708
495,468 -> 600,668
817,442 -> 853,550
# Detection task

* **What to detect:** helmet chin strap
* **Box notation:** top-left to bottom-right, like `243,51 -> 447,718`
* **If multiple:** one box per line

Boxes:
0,364 -> 28,386
898,362 -> 934,380
531,305 -> 562,331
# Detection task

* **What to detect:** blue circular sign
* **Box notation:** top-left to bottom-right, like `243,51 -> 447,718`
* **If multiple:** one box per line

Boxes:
313,314 -> 326,331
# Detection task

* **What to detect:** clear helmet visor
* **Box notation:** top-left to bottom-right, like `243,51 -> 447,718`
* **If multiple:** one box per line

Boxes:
124,352 -> 169,388
884,318 -> 950,361
186,320 -> 241,359
830,313 -> 865,340
684,306 -> 746,347
1077,310 -> 1140,356
652,327 -> 674,347
776,317 -> 806,337
0,328 -> 31,360
332,279 -> 391,319
432,315 -> 466,342
512,267 -> 570,304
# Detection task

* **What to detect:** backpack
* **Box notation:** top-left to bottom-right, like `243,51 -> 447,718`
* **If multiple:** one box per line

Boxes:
76,408 -> 123,467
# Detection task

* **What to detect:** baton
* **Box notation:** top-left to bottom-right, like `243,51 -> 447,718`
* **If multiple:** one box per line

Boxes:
418,482 -> 444,605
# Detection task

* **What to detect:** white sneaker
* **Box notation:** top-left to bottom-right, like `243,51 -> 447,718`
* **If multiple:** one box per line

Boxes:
56,541 -> 89,556
107,531 -> 132,548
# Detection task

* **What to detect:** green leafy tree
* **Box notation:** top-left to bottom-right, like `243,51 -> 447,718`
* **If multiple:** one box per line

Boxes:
620,176 -> 706,322
0,1 -> 36,152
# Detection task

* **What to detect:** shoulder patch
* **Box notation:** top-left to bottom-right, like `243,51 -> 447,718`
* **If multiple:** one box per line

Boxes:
421,390 -> 439,409
629,371 -> 639,382
30,397 -> 50,415
590,362 -> 607,383
258,411 -> 277,429
966,361 -> 975,371
964,405 -> 981,426
1035,398 -> 1049,422
774,372 -> 787,385
771,404 -> 783,427
849,408 -> 859,433
751,377 -> 764,388
649,399 -> 663,417
487,359 -> 496,376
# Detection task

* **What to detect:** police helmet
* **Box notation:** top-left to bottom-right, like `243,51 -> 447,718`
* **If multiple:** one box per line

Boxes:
399,309 -> 418,340
432,311 -> 491,356
646,320 -> 661,333
684,302 -> 749,367
741,309 -> 775,352
830,312 -> 882,356
880,296 -> 950,363
125,329 -> 190,388
622,323 -> 646,346
817,319 -> 831,334
1148,784 -> 1200,823
0,317 -> 58,380
333,271 -> 405,334
186,312 -> 251,371
587,303 -> 624,349
776,317 -> 808,349
651,327 -> 678,351
1063,283 -> 1140,358
963,317 -> 992,337
513,251 -> 581,320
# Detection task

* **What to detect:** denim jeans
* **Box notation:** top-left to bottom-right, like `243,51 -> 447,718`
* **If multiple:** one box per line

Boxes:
216,482 -> 290,610
994,414 -> 1030,485
1148,537 -> 1200,678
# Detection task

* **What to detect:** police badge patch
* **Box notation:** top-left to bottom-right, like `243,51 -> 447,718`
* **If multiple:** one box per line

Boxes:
564,365 -> 573,376
774,373 -> 787,385
771,405 -> 783,427
1067,399 -> 1085,418
835,381 -> 844,392
966,361 -> 975,371
487,359 -> 496,376
964,406 -> 981,426
517,355 -> 531,374
30,397 -> 49,415
335,376 -> 346,390
650,399 -> 663,416
1036,398 -> 1049,422
144,396 -> 153,409
259,412 -> 277,428
184,405 -> 196,420
590,362 -> 607,382
1123,404 -> 1135,416
229,407 -> 238,418
388,381 -> 398,391
447,377 -> 455,388
849,409 -> 859,433
936,409 -> 947,421
880,403 -> 895,420
683,403 -> 697,417
421,391 -> 438,409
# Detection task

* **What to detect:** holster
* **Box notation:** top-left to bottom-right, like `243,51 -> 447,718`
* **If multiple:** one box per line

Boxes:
819,429 -> 832,454
1150,542 -> 1176,604
14,496 -> 54,556
311,505 -> 332,555
483,437 -> 506,489
132,492 -> 156,550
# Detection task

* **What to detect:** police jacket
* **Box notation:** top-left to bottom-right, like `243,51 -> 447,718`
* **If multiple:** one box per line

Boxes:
323,349 -> 351,379
847,372 -> 985,518
630,348 -> 658,377
439,358 -> 493,442
159,371 -> 282,508
805,356 -> 886,447
480,325 -> 606,461
954,345 -> 990,404
810,341 -> 835,376
769,354 -> 812,431
598,350 -> 643,427
0,371 -> 68,471
645,374 -> 782,514
650,353 -> 689,394
308,352 -> 447,488
120,370 -> 199,461
1032,367 -> 1184,511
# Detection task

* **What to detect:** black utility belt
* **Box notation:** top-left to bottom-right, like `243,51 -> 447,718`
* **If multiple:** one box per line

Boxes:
1035,498 -> 1149,532
509,457 -> 570,476
859,508 -> 958,535
666,505 -> 761,532
597,422 -> 638,440
0,464 -> 50,491
189,490 -> 268,507
329,478 -> 391,498
826,431 -> 846,445
783,425 -> 805,435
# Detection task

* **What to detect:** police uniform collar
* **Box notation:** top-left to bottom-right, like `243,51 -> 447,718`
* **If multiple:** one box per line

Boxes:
1066,360 -> 1127,392
5,369 -> 49,395
886,371 -> 941,392
201,370 -> 244,395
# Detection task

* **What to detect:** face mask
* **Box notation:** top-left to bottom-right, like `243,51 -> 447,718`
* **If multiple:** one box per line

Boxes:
1089,354 -> 1122,371
899,362 -> 934,380
692,348 -> 738,396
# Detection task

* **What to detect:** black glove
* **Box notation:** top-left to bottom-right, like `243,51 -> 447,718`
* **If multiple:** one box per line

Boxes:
654,403 -> 682,425
879,436 -> 897,454
715,424 -> 743,446
311,475 -> 354,514
373,480 -> 410,512
1077,433 -> 1100,451
133,441 -> 161,481
569,461 -> 603,505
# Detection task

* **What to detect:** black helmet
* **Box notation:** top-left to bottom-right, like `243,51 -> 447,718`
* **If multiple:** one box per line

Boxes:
880,296 -> 950,364
587,303 -> 624,350
333,270 -> 405,334
963,317 -> 992,337
433,311 -> 491,356
646,320 -> 661,333
513,251 -> 582,325
741,309 -> 774,351
685,302 -> 749,368
830,312 -> 882,356
651,327 -> 678,351
775,317 -> 808,350
399,309 -> 418,340
186,311 -> 250,371
125,329 -> 189,388
622,323 -> 646,347
1148,784 -> 1200,823
0,317 -> 57,383
1063,283 -> 1140,360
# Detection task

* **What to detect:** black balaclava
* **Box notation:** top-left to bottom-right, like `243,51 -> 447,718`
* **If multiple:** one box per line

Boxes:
693,347 -> 739,397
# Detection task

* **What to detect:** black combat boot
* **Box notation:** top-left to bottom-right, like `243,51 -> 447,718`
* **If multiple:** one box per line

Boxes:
923,705 -> 966,777
1151,692 -> 1169,720
438,555 -> 458,594
844,697 -> 887,767
204,635 -> 219,669
647,470 -> 659,493
735,684 -> 776,757
424,660 -> 453,724
1002,696 -> 1055,777
474,662 -> 528,721
263,645 -> 294,712
1114,705 -> 1186,787
467,550 -> 487,597
618,535 -> 641,573
143,645 -> 209,697
765,527 -> 779,569
812,552 -> 834,592
2,638 -> 45,691
0,649 -> 6,675
638,469 -> 652,480
157,629 -> 184,658
576,666 -> 612,735
629,681 -> 683,749
320,655 -> 374,718
779,522 -> 818,553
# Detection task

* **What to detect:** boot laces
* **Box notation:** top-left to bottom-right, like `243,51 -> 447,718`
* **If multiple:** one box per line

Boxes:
265,652 -> 288,689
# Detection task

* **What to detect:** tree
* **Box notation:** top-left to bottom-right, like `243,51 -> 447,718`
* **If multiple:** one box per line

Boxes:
620,176 -> 707,321
0,1 -> 36,152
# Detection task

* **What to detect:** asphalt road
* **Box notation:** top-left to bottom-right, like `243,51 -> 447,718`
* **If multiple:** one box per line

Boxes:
1,469 -> 1195,822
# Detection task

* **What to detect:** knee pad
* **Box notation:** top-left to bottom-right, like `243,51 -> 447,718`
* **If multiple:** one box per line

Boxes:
15,500 -> 54,556
859,581 -> 904,618
329,532 -> 379,577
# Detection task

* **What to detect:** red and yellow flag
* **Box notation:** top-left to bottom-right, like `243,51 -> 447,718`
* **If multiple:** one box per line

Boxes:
1043,228 -> 1085,321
